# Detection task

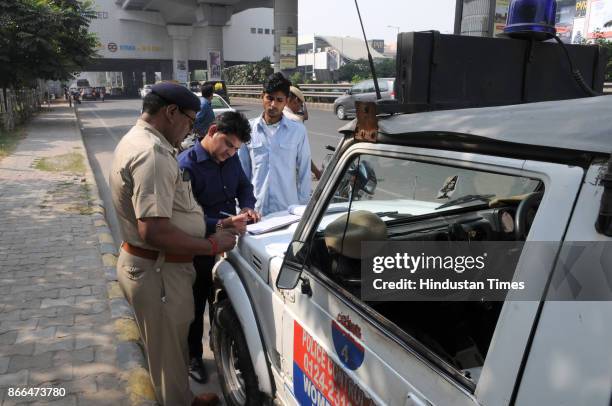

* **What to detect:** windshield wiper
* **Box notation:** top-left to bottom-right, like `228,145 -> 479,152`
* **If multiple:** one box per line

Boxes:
435,194 -> 495,210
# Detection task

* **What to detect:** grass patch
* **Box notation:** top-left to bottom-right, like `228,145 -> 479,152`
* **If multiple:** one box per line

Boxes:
0,126 -> 25,161
34,152 -> 86,174
38,179 -> 94,215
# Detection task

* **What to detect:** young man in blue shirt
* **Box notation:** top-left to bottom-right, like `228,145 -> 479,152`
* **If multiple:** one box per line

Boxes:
238,73 -> 312,215
178,111 -> 260,383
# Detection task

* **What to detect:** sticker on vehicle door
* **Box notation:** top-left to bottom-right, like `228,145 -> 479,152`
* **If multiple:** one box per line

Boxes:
332,314 -> 365,370
293,320 -> 375,406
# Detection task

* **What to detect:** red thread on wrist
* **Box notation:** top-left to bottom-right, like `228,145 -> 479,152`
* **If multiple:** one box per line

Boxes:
207,237 -> 218,256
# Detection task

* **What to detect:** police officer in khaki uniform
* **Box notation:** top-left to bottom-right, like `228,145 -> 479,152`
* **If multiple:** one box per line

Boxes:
109,82 -> 237,406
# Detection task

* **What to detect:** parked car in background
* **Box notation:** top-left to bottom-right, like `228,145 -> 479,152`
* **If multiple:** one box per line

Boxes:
203,80 -> 229,104
209,93 -> 234,115
140,84 -> 153,98
110,87 -> 124,96
189,81 -> 201,92
80,87 -> 98,101
333,77 -> 395,120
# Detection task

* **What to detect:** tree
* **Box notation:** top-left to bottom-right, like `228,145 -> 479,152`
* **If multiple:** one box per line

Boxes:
0,0 -> 98,90
289,71 -> 304,86
592,30 -> 612,82
337,58 -> 397,82
222,57 -> 273,85
337,59 -> 371,82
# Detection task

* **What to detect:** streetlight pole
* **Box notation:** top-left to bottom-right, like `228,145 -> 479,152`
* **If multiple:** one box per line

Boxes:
312,34 -> 316,81
387,25 -> 400,39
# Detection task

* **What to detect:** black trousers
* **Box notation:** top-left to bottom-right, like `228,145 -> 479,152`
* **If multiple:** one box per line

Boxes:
188,255 -> 215,359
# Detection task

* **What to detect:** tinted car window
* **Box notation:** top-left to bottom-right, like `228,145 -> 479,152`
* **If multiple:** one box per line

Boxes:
364,80 -> 375,93
211,95 -> 228,109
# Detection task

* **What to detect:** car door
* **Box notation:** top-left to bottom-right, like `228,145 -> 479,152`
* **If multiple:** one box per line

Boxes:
344,83 -> 363,115
355,80 -> 375,104
277,142 -> 584,405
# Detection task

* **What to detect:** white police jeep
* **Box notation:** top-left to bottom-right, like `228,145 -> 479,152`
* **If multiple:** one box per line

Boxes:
210,96 -> 612,406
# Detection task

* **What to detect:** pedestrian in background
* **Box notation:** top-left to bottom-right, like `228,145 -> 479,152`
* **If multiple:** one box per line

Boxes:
181,83 -> 215,151
178,111 -> 260,384
109,82 -> 236,406
284,85 -> 322,180
238,73 -> 312,216
194,83 -> 215,136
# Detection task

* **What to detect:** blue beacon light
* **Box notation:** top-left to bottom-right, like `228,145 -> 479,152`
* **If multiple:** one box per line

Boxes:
503,0 -> 557,40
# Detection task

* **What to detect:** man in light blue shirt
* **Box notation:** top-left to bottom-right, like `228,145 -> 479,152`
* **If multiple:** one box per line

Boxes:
238,73 -> 311,215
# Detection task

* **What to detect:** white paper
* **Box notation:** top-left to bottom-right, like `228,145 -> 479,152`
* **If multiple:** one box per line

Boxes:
247,214 -> 301,235
288,204 -> 349,216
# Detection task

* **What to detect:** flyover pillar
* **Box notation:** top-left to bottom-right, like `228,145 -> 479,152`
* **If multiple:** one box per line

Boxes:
195,2 -> 232,80
167,25 -> 194,83
273,0 -> 298,76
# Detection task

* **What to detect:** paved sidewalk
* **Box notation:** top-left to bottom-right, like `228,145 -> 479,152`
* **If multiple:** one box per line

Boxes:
0,104 -> 129,405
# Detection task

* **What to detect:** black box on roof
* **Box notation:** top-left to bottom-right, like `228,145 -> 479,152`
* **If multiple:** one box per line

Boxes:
394,32 -> 607,111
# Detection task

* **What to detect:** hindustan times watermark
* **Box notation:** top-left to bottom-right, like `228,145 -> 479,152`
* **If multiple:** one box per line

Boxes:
361,241 -> 612,301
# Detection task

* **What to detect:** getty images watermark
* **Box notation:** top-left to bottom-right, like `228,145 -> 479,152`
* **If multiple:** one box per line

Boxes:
360,241 -> 612,301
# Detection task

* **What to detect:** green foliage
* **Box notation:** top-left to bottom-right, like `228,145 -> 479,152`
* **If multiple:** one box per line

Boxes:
375,58 -> 396,78
351,74 -> 367,83
337,58 -> 397,82
592,30 -> 612,82
223,57 -> 274,85
338,59 -> 371,82
0,126 -> 25,160
289,71 -> 304,86
0,0 -> 98,89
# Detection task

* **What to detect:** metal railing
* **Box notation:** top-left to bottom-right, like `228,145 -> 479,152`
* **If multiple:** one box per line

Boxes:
230,82 -> 612,99
0,88 -> 42,131
227,84 -> 353,101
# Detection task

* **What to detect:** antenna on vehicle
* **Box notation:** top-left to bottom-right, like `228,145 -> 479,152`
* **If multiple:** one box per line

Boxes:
353,0 -> 381,100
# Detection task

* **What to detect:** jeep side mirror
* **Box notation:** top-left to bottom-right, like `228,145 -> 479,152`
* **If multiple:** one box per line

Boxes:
276,240 -> 308,290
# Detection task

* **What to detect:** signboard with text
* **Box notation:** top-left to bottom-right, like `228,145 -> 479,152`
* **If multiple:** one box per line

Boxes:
280,36 -> 297,70
208,50 -> 222,81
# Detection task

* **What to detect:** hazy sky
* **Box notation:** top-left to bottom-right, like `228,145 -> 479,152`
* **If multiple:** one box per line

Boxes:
298,0 -> 457,43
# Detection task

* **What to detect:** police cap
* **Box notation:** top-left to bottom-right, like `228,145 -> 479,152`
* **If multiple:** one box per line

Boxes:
150,82 -> 201,113
289,86 -> 305,103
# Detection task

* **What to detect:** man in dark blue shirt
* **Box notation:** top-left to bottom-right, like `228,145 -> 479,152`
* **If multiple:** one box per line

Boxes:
178,111 -> 260,384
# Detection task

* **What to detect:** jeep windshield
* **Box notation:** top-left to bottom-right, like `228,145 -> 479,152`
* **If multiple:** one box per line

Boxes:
326,155 -> 541,217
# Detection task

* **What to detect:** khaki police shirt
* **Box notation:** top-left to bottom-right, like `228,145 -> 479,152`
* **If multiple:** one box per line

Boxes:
110,119 -> 205,250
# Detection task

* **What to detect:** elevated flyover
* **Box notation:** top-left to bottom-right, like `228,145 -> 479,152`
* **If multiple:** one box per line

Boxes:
86,0 -> 296,94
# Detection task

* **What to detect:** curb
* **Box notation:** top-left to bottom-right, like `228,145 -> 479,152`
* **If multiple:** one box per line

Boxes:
231,96 -> 335,112
72,105 -> 157,406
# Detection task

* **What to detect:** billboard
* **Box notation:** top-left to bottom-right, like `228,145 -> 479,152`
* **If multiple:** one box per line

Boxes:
494,0 -> 510,35
280,36 -> 297,70
556,0 -> 578,43
587,0 -> 612,38
208,50 -> 222,81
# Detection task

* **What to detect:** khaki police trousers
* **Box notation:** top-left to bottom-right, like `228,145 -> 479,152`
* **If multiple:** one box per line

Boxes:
117,251 -> 196,406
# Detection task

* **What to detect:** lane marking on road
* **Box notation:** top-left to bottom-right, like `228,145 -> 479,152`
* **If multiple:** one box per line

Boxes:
84,107 -> 121,142
376,187 -> 404,198
308,130 -> 340,140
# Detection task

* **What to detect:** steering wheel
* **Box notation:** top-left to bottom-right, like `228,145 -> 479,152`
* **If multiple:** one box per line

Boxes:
514,192 -> 544,240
